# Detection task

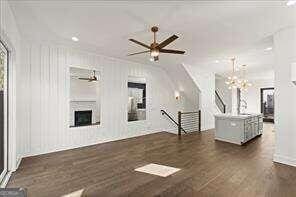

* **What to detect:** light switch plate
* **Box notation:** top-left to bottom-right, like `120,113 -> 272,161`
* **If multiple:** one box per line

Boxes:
231,122 -> 236,126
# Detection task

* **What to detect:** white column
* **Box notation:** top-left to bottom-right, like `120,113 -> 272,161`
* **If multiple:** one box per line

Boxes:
273,27 -> 296,167
231,88 -> 238,115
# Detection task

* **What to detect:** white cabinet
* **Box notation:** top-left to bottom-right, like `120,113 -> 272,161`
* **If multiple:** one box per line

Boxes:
258,116 -> 263,135
215,114 -> 263,145
243,116 -> 262,143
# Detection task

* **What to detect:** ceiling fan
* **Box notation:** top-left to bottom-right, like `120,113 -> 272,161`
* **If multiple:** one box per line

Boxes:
78,70 -> 98,82
128,26 -> 185,61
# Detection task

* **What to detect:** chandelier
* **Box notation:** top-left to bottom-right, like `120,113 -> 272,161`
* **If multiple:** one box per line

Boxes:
239,65 -> 252,91
0,51 -> 4,66
225,58 -> 240,89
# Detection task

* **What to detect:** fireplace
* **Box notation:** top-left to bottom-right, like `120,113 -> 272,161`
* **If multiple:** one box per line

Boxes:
75,110 -> 92,126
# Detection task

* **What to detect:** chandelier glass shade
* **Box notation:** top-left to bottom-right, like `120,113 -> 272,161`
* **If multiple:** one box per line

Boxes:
225,58 -> 240,89
239,65 -> 252,91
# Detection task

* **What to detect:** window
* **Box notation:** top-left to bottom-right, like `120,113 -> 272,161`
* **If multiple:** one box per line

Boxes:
128,77 -> 146,122
69,67 -> 100,127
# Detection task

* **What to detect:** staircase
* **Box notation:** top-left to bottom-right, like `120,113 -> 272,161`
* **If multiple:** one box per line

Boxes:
215,90 -> 226,113
161,110 -> 201,136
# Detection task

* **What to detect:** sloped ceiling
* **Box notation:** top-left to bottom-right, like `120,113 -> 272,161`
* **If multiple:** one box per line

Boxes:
9,1 -> 296,76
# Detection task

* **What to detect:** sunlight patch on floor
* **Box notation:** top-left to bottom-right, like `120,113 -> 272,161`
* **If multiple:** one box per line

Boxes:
61,189 -> 84,197
135,163 -> 181,177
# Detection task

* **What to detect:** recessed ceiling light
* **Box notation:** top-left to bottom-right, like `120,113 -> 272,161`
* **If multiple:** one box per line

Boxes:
287,0 -> 296,6
71,37 -> 79,42
264,47 -> 273,51
215,60 -> 219,63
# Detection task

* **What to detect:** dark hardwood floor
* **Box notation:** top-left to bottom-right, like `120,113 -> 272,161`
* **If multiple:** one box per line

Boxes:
7,123 -> 296,197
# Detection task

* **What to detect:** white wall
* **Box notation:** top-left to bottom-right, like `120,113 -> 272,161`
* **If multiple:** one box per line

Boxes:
16,40 -> 194,157
273,27 -> 296,167
163,64 -> 200,112
240,79 -> 274,114
0,0 -> 21,171
183,64 -> 215,130
215,75 -> 232,113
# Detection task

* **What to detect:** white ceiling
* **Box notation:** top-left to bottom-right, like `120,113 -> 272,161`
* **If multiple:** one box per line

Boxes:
9,1 -> 296,76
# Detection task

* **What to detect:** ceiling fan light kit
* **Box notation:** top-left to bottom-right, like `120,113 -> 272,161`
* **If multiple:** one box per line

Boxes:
78,70 -> 98,82
128,26 -> 185,61
150,48 -> 159,57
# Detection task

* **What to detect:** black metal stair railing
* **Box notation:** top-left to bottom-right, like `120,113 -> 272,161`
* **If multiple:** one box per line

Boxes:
161,110 -> 187,134
215,90 -> 226,113
178,111 -> 201,135
161,109 -> 201,136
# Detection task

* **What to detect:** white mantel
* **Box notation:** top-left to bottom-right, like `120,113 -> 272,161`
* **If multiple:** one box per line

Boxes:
69,101 -> 100,127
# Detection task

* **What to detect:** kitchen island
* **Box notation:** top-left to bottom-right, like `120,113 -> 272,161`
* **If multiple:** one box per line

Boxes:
214,113 -> 263,145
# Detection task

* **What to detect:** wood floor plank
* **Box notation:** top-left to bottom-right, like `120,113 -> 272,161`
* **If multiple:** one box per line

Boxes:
7,123 -> 296,197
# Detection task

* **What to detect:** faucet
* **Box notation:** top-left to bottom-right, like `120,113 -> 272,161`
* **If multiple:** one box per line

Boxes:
240,99 -> 247,114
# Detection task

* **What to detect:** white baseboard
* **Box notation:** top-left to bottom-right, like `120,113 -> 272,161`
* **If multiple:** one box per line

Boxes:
15,157 -> 22,171
0,172 -> 12,188
201,127 -> 215,132
0,155 -> 22,187
23,130 -> 165,158
273,154 -> 296,167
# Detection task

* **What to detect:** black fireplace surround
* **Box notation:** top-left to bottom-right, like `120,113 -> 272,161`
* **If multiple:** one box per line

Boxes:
75,110 -> 92,126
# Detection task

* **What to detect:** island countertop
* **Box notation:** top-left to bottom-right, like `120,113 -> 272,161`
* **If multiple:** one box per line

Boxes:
214,113 -> 262,120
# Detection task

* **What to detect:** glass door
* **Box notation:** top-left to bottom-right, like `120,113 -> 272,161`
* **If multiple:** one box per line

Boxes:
0,41 -> 8,182
260,88 -> 274,123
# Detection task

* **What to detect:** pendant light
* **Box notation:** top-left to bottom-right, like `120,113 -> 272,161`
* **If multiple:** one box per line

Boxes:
239,65 -> 252,91
225,58 -> 240,89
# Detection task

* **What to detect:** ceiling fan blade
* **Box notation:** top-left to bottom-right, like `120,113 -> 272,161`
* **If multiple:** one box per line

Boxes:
157,35 -> 178,49
129,39 -> 151,49
127,50 -> 150,56
78,78 -> 91,81
90,77 -> 98,82
159,49 -> 185,54
154,56 -> 159,61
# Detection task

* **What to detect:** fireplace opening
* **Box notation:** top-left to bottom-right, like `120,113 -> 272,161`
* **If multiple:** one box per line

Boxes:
75,110 -> 92,126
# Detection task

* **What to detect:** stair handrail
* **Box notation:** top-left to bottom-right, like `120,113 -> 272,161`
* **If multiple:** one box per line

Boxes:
161,110 -> 187,134
215,90 -> 226,113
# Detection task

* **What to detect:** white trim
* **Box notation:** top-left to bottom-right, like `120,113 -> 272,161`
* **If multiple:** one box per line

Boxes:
0,30 -> 18,173
23,130 -> 164,158
0,171 -> 11,188
0,42 -> 8,182
163,129 -> 177,134
201,127 -> 215,132
273,154 -> 296,167
15,157 -> 22,171
69,124 -> 100,130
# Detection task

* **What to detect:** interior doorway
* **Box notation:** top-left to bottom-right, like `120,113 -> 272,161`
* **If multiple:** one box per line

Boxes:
260,88 -> 274,123
0,41 -> 8,183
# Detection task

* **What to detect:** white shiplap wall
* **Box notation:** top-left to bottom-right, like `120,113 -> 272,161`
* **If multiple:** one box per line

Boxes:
17,41 -> 191,157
